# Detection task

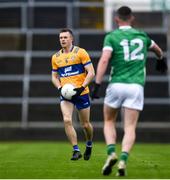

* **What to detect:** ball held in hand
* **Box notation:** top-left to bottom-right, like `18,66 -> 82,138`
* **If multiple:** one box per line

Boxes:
61,83 -> 76,100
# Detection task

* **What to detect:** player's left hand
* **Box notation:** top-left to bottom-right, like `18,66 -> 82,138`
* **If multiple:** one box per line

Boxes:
90,82 -> 101,100
156,57 -> 168,73
72,86 -> 85,98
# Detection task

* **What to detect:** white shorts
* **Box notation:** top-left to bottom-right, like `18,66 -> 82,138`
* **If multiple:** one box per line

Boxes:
104,83 -> 144,111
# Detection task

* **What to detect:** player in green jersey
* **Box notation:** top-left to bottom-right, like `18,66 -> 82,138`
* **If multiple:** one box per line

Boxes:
91,6 -> 167,176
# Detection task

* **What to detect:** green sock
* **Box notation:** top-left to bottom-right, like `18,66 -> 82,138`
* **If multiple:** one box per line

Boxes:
120,152 -> 129,163
107,144 -> 116,155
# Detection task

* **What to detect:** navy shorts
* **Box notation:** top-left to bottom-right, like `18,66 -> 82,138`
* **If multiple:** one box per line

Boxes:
60,94 -> 91,110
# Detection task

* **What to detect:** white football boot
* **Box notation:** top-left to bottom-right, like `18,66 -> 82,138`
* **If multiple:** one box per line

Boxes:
116,160 -> 126,176
102,153 -> 118,175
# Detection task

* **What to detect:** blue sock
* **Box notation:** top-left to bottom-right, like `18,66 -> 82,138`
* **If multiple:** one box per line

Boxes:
86,140 -> 92,147
73,145 -> 80,151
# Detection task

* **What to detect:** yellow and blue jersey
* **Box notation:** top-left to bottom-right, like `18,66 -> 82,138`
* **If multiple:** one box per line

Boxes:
51,46 -> 92,95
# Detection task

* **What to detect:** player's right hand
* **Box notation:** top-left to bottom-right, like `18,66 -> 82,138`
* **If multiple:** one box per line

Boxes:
90,82 -> 101,100
156,57 -> 168,73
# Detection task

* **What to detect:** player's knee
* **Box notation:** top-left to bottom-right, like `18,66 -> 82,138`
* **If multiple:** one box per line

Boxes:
63,118 -> 72,126
82,121 -> 90,129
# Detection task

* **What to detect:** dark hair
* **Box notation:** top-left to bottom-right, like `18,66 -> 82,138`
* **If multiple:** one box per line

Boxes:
59,28 -> 74,37
116,6 -> 132,21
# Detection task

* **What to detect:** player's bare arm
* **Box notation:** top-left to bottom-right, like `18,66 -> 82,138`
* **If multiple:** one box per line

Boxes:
150,42 -> 163,59
95,50 -> 112,84
90,50 -> 112,99
51,71 -> 61,89
82,63 -> 95,88
150,41 -> 167,73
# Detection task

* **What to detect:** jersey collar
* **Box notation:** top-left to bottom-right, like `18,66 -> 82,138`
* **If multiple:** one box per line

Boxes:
119,26 -> 132,29
61,45 -> 74,53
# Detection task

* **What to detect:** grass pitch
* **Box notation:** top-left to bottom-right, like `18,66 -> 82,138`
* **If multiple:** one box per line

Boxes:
0,141 -> 170,179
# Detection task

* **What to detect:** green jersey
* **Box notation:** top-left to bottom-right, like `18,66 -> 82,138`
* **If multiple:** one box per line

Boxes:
103,26 -> 153,86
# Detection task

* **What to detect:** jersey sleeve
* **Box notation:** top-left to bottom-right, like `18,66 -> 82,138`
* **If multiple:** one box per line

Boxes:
51,54 -> 58,72
79,48 -> 92,66
103,34 -> 113,51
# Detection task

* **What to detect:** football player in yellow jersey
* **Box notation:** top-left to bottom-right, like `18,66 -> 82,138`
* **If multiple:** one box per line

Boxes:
51,28 -> 95,160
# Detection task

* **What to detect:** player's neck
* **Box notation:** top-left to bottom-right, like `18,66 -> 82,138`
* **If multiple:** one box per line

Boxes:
118,22 -> 131,27
62,45 -> 74,53
118,19 -> 134,28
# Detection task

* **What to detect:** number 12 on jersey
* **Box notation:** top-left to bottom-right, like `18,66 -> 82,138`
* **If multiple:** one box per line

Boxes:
120,38 -> 144,61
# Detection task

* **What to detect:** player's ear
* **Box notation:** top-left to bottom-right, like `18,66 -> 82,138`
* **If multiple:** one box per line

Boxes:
71,36 -> 74,44
69,33 -> 74,42
130,15 -> 135,23
114,16 -> 119,24
71,36 -> 74,41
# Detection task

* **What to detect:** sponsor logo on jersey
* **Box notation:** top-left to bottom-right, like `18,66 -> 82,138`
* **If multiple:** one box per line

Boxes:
61,66 -> 79,77
64,66 -> 72,73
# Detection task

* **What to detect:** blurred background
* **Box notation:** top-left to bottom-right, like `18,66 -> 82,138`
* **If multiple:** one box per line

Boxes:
0,0 -> 169,142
